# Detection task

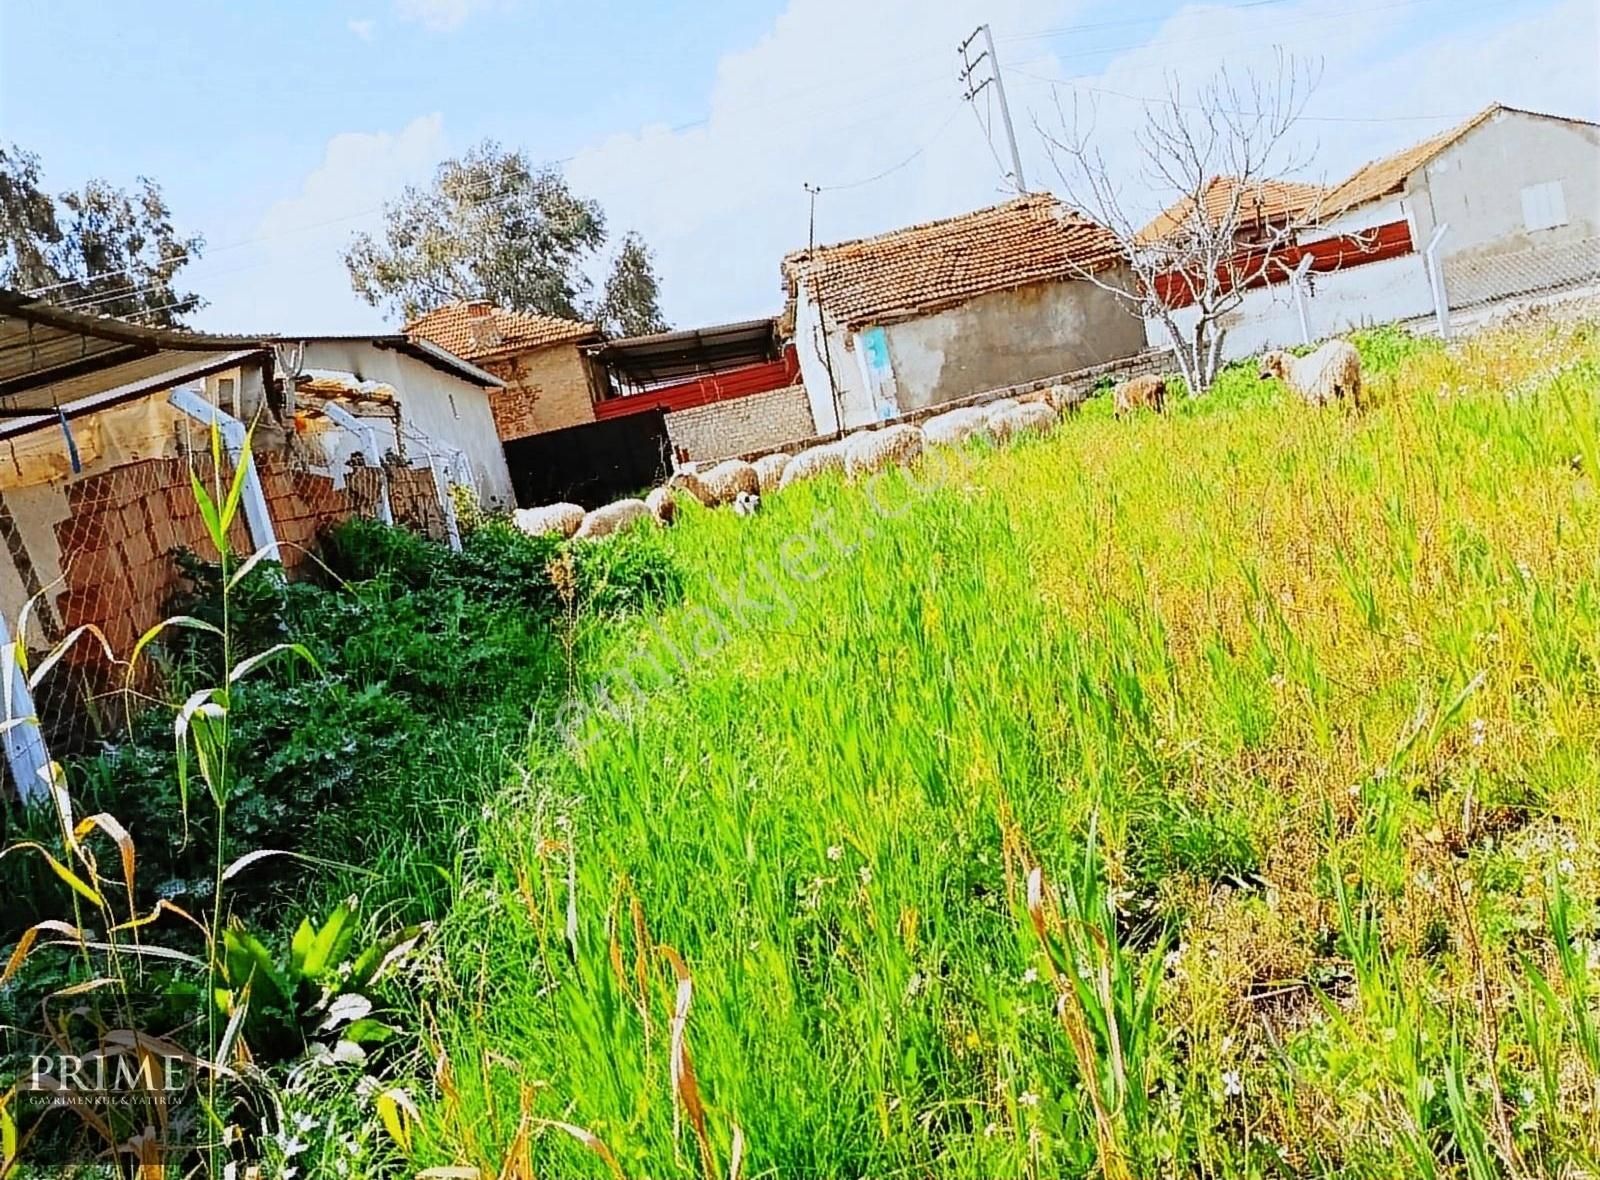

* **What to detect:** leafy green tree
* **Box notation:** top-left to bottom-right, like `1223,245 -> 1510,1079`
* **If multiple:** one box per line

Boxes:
596,231 -> 668,338
345,139 -> 668,335
0,143 -> 205,326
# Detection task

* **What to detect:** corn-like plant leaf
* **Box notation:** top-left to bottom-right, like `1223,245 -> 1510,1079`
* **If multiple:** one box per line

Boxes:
72,813 -> 136,906
221,926 -> 291,1011
0,842 -> 103,907
127,616 -> 223,686
2,920 -> 82,984
0,1089 -> 17,1170
217,422 -> 255,541
290,917 -> 315,976
533,1119 -> 626,1180
349,923 -> 428,989
225,543 -> 284,592
226,641 -> 320,686
189,467 -> 225,556
27,623 -> 115,693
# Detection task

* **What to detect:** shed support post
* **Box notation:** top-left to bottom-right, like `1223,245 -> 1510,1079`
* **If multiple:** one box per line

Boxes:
168,387 -> 280,557
321,402 -> 395,526
0,612 -> 51,804
1424,223 -> 1452,339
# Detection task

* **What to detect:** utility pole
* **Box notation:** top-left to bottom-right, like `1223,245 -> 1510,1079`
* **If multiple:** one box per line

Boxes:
960,24 -> 1027,194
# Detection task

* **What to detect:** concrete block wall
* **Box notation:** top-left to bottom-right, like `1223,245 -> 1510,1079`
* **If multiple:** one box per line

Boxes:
664,383 -> 817,463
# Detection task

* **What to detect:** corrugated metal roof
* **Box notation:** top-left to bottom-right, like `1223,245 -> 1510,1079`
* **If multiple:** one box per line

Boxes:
782,194 -> 1124,330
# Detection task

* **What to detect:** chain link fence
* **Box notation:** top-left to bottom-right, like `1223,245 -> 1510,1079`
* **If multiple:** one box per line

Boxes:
1,417 -> 464,791
1437,235 -> 1600,328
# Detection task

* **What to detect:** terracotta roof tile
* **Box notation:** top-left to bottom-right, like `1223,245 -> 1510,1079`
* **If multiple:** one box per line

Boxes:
1136,176 -> 1328,245
405,301 -> 598,362
782,194 -> 1124,330
1323,103 -> 1600,216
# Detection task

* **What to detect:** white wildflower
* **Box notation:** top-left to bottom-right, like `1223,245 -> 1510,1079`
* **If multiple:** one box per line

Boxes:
1470,718 -> 1487,747
1018,1090 -> 1041,1108
1221,1069 -> 1244,1098
858,865 -> 873,886
826,845 -> 843,862
1020,967 -> 1039,985
1559,858 -> 1575,876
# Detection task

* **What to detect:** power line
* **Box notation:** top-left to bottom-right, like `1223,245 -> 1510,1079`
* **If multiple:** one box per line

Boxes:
811,103 -> 965,192
999,0 -> 1298,45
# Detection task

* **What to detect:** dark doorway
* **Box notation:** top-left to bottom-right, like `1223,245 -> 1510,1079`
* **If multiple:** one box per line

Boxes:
502,411 -> 673,509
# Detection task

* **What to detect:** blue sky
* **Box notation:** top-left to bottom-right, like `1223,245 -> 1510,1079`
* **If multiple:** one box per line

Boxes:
2,0 -> 1595,334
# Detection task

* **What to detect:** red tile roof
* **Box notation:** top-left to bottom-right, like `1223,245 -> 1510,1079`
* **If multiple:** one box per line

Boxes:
405,301 -> 598,362
1136,176 -> 1328,245
782,194 -> 1124,330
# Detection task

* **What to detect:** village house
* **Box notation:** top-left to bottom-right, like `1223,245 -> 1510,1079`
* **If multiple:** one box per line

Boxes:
406,300 -> 605,441
1141,104 -> 1600,358
782,194 -> 1147,433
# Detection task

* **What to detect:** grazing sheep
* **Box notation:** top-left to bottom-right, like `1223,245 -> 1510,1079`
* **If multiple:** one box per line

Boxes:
512,502 -> 586,539
778,443 -> 845,489
699,460 -> 761,505
666,469 -> 716,507
732,490 -> 761,517
1259,340 -> 1363,407
644,486 -> 677,526
753,452 -> 790,493
1113,374 -> 1167,418
844,423 -> 924,478
574,498 -> 651,540
923,406 -> 990,447
981,397 -> 1020,423
989,402 -> 1059,444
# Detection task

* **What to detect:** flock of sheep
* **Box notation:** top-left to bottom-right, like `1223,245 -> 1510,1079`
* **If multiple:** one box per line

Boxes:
512,339 -> 1365,542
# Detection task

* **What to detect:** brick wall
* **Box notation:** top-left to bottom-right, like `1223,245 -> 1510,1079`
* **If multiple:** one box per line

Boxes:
664,383 -> 817,463
484,344 -> 598,441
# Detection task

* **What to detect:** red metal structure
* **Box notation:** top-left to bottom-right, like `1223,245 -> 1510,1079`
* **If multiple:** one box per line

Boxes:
1153,220 -> 1414,310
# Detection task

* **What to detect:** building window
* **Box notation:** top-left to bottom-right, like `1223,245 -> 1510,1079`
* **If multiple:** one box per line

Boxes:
1521,181 -> 1569,232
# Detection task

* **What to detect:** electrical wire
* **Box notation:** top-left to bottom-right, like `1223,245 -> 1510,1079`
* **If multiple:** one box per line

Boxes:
812,103 -> 966,192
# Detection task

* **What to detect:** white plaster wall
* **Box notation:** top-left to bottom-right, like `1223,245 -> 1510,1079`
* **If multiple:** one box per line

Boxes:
792,285 -> 876,433
298,341 -> 515,507
1144,249 -> 1436,361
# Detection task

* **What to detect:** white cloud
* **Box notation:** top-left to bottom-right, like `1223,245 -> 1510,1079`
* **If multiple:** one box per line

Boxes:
566,0 -> 1598,328
348,17 -> 377,41
190,114 -> 447,335
394,0 -> 495,32
565,0 -> 1085,328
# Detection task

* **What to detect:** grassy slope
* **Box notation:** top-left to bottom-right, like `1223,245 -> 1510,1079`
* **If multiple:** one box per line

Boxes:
416,322 -> 1600,1177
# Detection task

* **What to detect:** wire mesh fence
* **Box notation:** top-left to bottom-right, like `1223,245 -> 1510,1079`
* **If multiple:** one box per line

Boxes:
1442,235 -> 1600,315
2,433 -> 462,785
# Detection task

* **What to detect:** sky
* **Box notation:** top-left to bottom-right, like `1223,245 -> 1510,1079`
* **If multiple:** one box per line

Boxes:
1,0 -> 1596,336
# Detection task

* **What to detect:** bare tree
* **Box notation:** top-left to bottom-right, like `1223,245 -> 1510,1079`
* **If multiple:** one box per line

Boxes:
1041,55 -> 1322,394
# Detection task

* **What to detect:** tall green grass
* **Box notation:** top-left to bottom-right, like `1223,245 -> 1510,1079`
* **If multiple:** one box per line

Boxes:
406,320 -> 1600,1177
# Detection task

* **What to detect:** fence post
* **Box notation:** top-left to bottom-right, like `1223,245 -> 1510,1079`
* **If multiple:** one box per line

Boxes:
168,388 -> 280,556
1290,254 -> 1315,346
321,402 -> 395,526
0,612 -> 52,803
1423,222 -> 1452,339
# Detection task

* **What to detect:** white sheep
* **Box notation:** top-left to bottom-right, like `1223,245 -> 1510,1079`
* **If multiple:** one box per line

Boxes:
981,397 -> 1020,424
1259,340 -> 1363,407
1112,374 -> 1167,418
644,486 -> 677,526
666,470 -> 716,507
732,490 -> 762,517
753,452 -> 791,493
573,498 -> 651,540
699,460 -> 761,505
922,406 -> 990,447
988,402 -> 1059,444
512,503 -> 586,539
777,443 -> 845,489
844,423 -> 924,478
